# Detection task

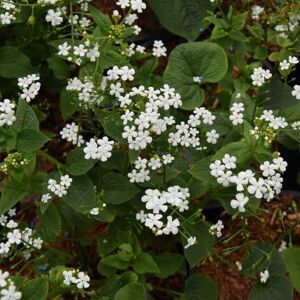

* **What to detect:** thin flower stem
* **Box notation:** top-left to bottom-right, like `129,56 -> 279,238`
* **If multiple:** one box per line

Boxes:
37,150 -> 64,169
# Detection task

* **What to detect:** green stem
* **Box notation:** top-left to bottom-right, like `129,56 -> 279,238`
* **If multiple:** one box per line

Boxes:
152,285 -> 183,297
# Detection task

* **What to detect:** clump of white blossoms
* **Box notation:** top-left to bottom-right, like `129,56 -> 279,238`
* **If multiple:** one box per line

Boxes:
251,67 -> 272,86
279,56 -> 299,71
116,0 -> 146,13
128,154 -> 174,183
291,120 -> 300,130
107,65 -> 135,82
0,269 -> 22,300
152,40 -> 167,57
209,220 -> 224,237
136,186 -> 190,236
83,136 -> 114,161
47,174 -> 73,198
60,122 -> 84,146
17,73 -> 41,103
229,102 -> 244,126
260,269 -> 270,283
0,0 -> 17,25
292,85 -> 300,100
0,210 -> 43,259
66,76 -> 100,107
251,5 -> 264,20
58,39 -> 100,66
184,236 -> 197,249
0,99 -> 16,127
193,76 -> 204,84
210,154 -> 287,212
62,269 -> 90,289
45,7 -> 64,26
251,110 -> 288,146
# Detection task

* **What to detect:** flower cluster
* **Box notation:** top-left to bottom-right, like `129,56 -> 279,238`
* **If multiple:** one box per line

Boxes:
45,7 -> 64,26
251,5 -> 264,20
0,209 -> 43,259
209,220 -> 224,237
116,0 -> 146,13
136,186 -> 190,235
0,270 -> 22,300
229,102 -> 244,126
63,269 -> 90,289
279,56 -> 298,71
292,85 -> 300,100
0,0 -> 16,25
58,40 -> 100,66
0,152 -> 29,173
210,154 -> 287,212
250,67 -> 272,86
291,120 -> 300,130
17,74 -> 41,103
66,76 -> 99,107
119,85 -> 181,150
168,107 -> 217,148
260,269 -> 269,283
107,65 -> 135,82
0,99 -> 16,127
60,122 -> 84,146
83,136 -> 114,161
152,40 -> 167,57
128,154 -> 174,183
251,110 -> 288,146
46,174 -> 73,198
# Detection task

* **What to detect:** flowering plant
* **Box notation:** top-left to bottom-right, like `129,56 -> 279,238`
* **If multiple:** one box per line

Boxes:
0,0 -> 300,299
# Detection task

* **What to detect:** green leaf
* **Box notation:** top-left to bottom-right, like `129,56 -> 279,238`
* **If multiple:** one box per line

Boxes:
16,129 -> 49,152
0,47 -> 35,78
248,276 -> 293,300
183,222 -> 215,267
281,247 -> 300,292
89,5 -> 112,36
102,172 -> 140,204
147,0 -> 212,41
184,274 -> 217,300
114,283 -> 145,300
21,278 -> 49,300
133,252 -> 160,274
63,175 -> 96,213
60,89 -> 77,120
164,42 -> 227,109
47,56 -> 70,79
38,204 -> 61,240
13,99 -> 39,132
154,253 -> 184,278
280,102 -> 300,122
188,156 -> 213,183
65,147 -> 97,176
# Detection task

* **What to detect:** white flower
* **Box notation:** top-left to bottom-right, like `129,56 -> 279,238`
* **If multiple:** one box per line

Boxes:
279,59 -> 290,70
278,240 -> 287,252
273,157 -> 287,172
162,154 -> 174,165
209,220 -> 224,237
120,66 -> 135,81
222,154 -> 237,169
7,229 -> 21,245
60,123 -> 84,146
288,56 -> 299,64
206,129 -> 219,144
130,0 -> 146,13
260,161 -> 276,177
75,271 -> 90,289
251,5 -> 264,20
58,42 -> 71,56
0,270 -> 9,288
184,236 -> 197,249
210,160 -> 225,177
136,210 -> 147,223
260,269 -> 269,283
125,13 -> 138,25
148,157 -> 161,170
45,9 -> 63,26
251,67 -> 272,86
162,216 -> 180,235
153,40 -> 167,57
0,283 -> 22,300
7,208 -> 16,217
117,0 -> 130,8
292,85 -> 300,99
0,99 -> 16,127
247,177 -> 267,199
110,82 -> 124,97
0,242 -> 10,255
145,213 -> 163,229
63,270 -> 76,286
90,208 -> 99,215
73,44 -> 87,57
6,220 -> 18,229
0,12 -> 15,25
229,112 -> 244,125
230,193 -> 249,212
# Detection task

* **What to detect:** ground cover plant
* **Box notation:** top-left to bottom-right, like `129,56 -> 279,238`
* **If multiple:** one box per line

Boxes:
0,0 -> 300,299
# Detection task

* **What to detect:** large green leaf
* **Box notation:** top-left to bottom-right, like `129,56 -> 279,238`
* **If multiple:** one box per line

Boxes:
147,0 -> 212,41
0,47 -> 35,78
114,283 -> 145,300
154,253 -> 184,278
63,175 -> 96,213
248,276 -> 293,300
16,129 -> 49,152
102,172 -> 140,204
184,274 -> 217,300
164,42 -> 228,109
132,252 -> 160,274
281,247 -> 300,292
188,156 -> 214,184
21,278 -> 49,300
